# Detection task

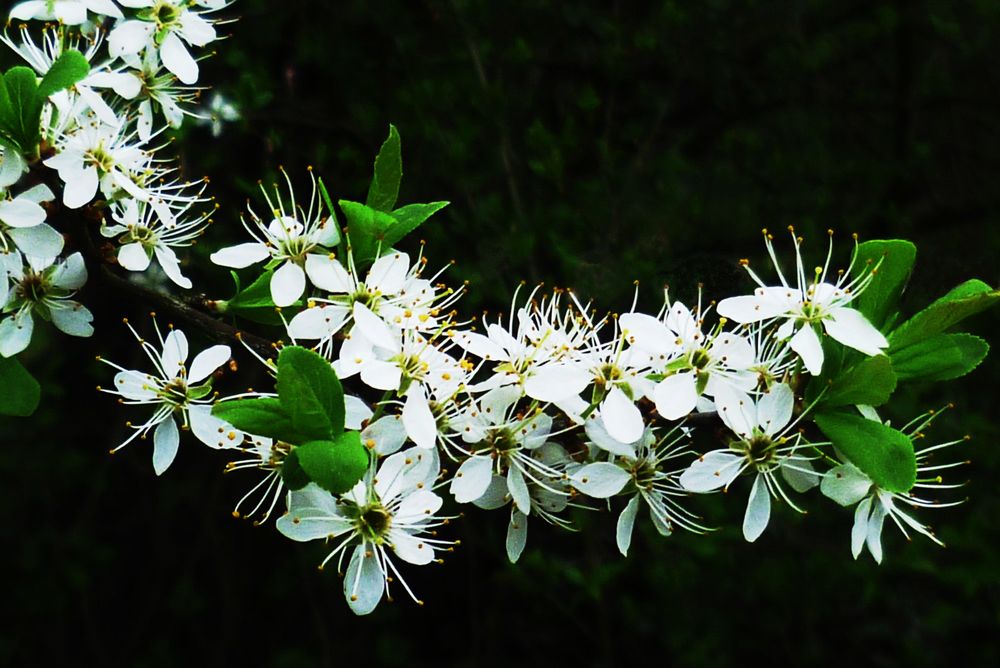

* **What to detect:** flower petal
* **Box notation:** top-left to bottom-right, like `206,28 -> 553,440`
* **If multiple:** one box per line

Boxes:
524,363 -> 590,402
756,382 -> 793,436
188,344 -> 231,383
570,462 -> 630,498
270,261 -> 306,307
821,463 -> 874,507
616,494 -> 641,557
352,301 -> 398,352
742,474 -> 771,542
343,544 -> 384,616
506,509 -> 528,563
824,307 -> 889,357
507,465 -> 531,515
160,31 -> 199,84
210,242 -> 270,268
118,242 -> 151,271
600,386 -> 644,444
402,386 -> 436,449
152,416 -> 180,475
789,324 -> 824,375
450,455 -> 494,503
653,371 -> 698,420
304,254 -> 353,293
679,451 -> 744,493
188,404 -> 242,449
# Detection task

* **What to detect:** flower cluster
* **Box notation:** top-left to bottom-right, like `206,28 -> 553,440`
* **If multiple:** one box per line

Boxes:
1,1 -> 231,357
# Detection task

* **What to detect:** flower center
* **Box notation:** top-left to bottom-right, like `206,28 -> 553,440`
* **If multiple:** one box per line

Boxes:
690,348 -> 711,370
157,377 -> 189,407
737,433 -> 776,467
15,271 -> 49,303
357,505 -> 392,540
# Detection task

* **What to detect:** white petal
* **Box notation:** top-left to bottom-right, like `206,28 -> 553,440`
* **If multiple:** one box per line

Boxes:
652,371 -> 699,420
188,404 -> 242,449
352,301 -> 398,351
472,475 -> 509,510
152,417 -> 180,475
852,497 -> 873,559
506,510 -> 528,563
600,386 -> 644,444
866,499 -> 887,564
209,242 -> 270,268
584,415 -> 637,458
742,474 -> 771,542
63,166 -> 99,209
188,344 -> 231,383
781,455 -> 819,493
137,99 -> 154,142
108,20 -> 154,58
709,332 -> 755,369
570,462 -> 630,498
344,544 -> 384,616
118,242 -> 151,271
288,305 -> 348,341
304,254 -> 353,293
360,359 -> 401,391
507,465 -> 531,515
789,324 -> 824,375
824,307 -> 889,357
77,85 -> 120,127
524,363 -> 590,402
821,463 -> 874,507
51,253 -> 87,291
179,10 -> 217,46
276,504 -> 350,542
160,32 -> 199,84
16,184 -> 54,205
112,370 -> 158,400
402,386 -> 436,449
7,224 -> 64,258
450,456 -> 494,503
153,246 -> 192,289
452,330 -> 507,361
270,261 -> 306,307
365,252 -> 409,295
0,199 -> 46,228
616,494 -> 641,557
619,312 -> 676,357
716,293 -> 785,323
393,489 -> 443,524
389,530 -> 434,566
344,395 -> 372,430
361,415 -> 407,456
49,302 -> 94,337
160,329 -> 189,378
756,382 -> 793,436
0,312 -> 34,357
679,451 -> 744,493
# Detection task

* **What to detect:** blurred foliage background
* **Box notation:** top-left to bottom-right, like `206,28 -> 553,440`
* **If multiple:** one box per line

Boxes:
3,0 -> 1000,666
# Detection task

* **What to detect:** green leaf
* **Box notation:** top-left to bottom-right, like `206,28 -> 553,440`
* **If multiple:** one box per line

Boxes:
383,201 -> 450,248
280,450 -> 312,491
2,67 -> 42,150
891,333 -> 989,382
851,239 -> 916,329
0,356 -> 41,417
815,411 -> 916,493
223,270 -> 294,325
889,279 -> 1000,351
276,346 -> 345,440
38,50 -> 90,98
818,355 -> 897,407
366,124 -> 402,212
212,396 -> 310,443
339,199 -> 399,267
294,432 -> 369,494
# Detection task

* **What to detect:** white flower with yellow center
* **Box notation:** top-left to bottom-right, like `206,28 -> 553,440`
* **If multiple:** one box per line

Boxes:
210,170 -> 341,307
716,228 -> 888,375
98,321 -> 242,474
277,447 -> 449,615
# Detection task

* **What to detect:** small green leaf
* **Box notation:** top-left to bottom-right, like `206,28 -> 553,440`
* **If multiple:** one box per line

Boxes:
815,411 -> 916,493
276,346 -> 345,440
38,50 -> 90,98
212,396 -> 308,443
281,450 -> 312,491
0,356 -> 41,417
187,383 -> 214,400
294,432 -> 369,494
889,279 -> 1000,351
383,201 -> 449,248
366,124 -> 402,212
852,239 -> 916,329
891,333 -> 989,382
819,355 -> 897,408
2,67 -> 42,150
223,270 -> 295,325
339,199 -> 399,267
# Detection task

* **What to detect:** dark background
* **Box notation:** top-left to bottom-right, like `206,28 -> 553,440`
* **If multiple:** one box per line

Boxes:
2,1 -> 999,666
